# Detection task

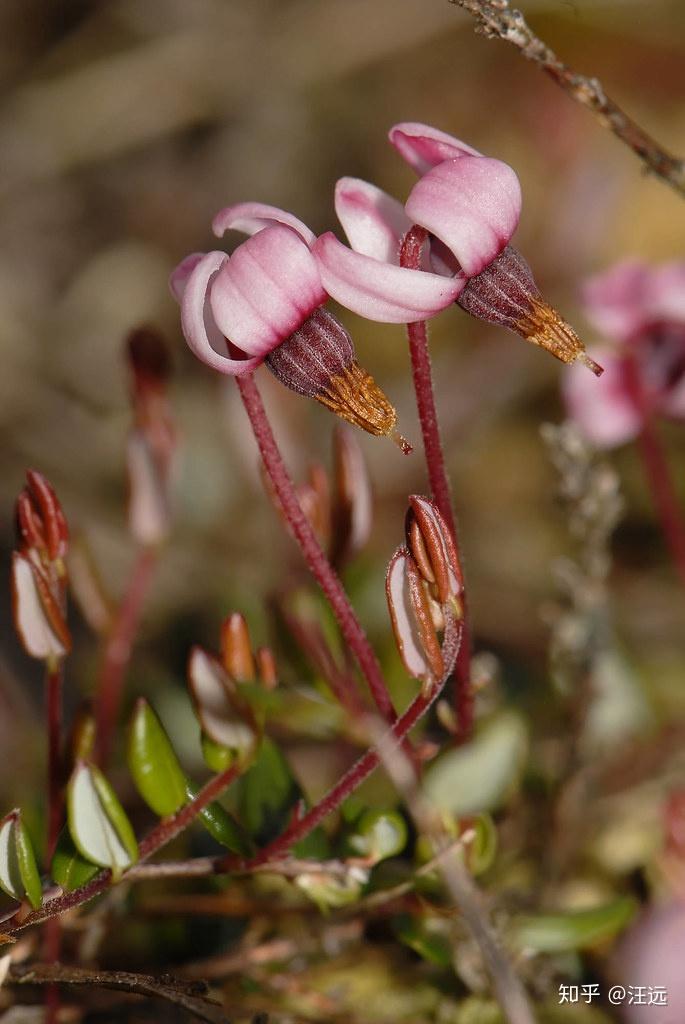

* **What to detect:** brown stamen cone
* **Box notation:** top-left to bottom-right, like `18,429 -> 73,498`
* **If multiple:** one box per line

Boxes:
315,361 -> 402,443
518,299 -> 604,377
458,245 -> 603,377
265,307 -> 412,452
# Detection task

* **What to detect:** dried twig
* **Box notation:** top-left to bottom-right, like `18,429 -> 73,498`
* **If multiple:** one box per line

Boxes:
449,0 -> 685,198
369,719 -> 536,1024
8,963 -> 246,1024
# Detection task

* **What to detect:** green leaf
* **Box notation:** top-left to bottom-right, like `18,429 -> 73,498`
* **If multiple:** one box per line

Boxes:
348,810 -> 408,863
238,737 -> 300,844
184,782 -> 252,857
200,734 -> 234,774
424,711 -> 528,816
51,828 -> 99,892
394,913 -> 453,967
67,762 -> 139,878
14,816 -> 42,909
127,699 -> 188,817
513,897 -> 638,953
0,810 -> 42,908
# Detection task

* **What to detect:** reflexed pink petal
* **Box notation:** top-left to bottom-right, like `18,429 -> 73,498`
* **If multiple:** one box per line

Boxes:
405,157 -> 521,277
169,252 -> 205,302
582,260 -> 651,341
664,377 -> 685,420
335,177 -> 411,262
212,202 -> 316,248
181,251 -> 261,375
389,121 -> 481,175
562,349 -> 641,448
649,262 -> 685,324
313,231 -> 464,323
210,225 -> 326,358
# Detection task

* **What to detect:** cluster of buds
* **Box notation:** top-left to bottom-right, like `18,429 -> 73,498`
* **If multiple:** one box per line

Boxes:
11,471 -> 70,664
187,612 -> 274,771
125,325 -> 177,547
386,496 -> 463,694
265,424 -> 372,570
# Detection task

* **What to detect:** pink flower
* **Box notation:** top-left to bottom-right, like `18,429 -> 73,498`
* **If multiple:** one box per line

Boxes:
563,261 -> 685,447
313,122 -> 600,374
170,204 -> 412,446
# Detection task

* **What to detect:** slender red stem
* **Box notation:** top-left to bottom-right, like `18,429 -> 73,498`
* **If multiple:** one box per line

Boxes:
45,662 -> 63,860
237,373 -> 397,724
239,657 -> 455,868
44,660 -> 64,1024
636,418 -> 685,586
6,760 -> 243,938
623,355 -> 685,587
96,546 -> 158,767
400,227 -> 473,740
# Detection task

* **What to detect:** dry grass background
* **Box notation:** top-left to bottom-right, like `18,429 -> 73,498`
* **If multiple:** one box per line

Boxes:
0,0 -> 684,856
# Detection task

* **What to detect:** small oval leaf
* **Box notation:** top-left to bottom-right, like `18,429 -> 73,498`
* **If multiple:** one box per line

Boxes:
513,897 -> 638,953
51,827 -> 99,892
128,699 -> 188,817
67,762 -> 138,876
188,647 -> 256,754
200,734 -> 234,774
0,812 -> 24,902
349,810 -> 408,863
386,548 -> 434,681
184,782 -> 252,856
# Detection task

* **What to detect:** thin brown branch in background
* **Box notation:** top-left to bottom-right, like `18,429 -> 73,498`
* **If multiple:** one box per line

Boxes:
9,963 -> 242,1024
449,0 -> 685,198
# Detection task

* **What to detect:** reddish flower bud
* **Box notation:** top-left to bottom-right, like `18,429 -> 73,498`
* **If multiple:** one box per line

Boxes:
386,547 -> 445,693
406,495 -> 462,615
220,612 -> 256,683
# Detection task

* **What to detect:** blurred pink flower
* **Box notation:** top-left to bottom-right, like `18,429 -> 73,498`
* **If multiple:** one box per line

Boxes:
314,122 -> 599,374
613,902 -> 685,1024
564,260 -> 685,447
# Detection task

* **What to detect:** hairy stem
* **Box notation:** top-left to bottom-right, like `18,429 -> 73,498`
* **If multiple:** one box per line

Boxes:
236,629 -> 459,869
237,373 -> 397,724
450,0 -> 685,199
400,227 -> 473,740
96,546 -> 157,767
45,662 -> 63,860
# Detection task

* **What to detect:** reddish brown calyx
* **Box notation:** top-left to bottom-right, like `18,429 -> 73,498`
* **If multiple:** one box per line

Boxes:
458,246 -> 603,377
265,307 -> 412,453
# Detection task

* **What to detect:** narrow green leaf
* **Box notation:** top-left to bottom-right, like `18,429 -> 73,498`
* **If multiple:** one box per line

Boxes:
513,897 -> 638,953
424,711 -> 528,815
128,699 -> 188,817
67,762 -> 139,876
0,811 -> 28,903
51,828 -> 99,892
238,737 -> 300,844
184,782 -> 253,856
349,810 -> 408,863
14,816 -> 42,909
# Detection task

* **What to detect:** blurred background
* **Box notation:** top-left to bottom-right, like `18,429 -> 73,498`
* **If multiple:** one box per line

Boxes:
0,1 -> 684,1016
